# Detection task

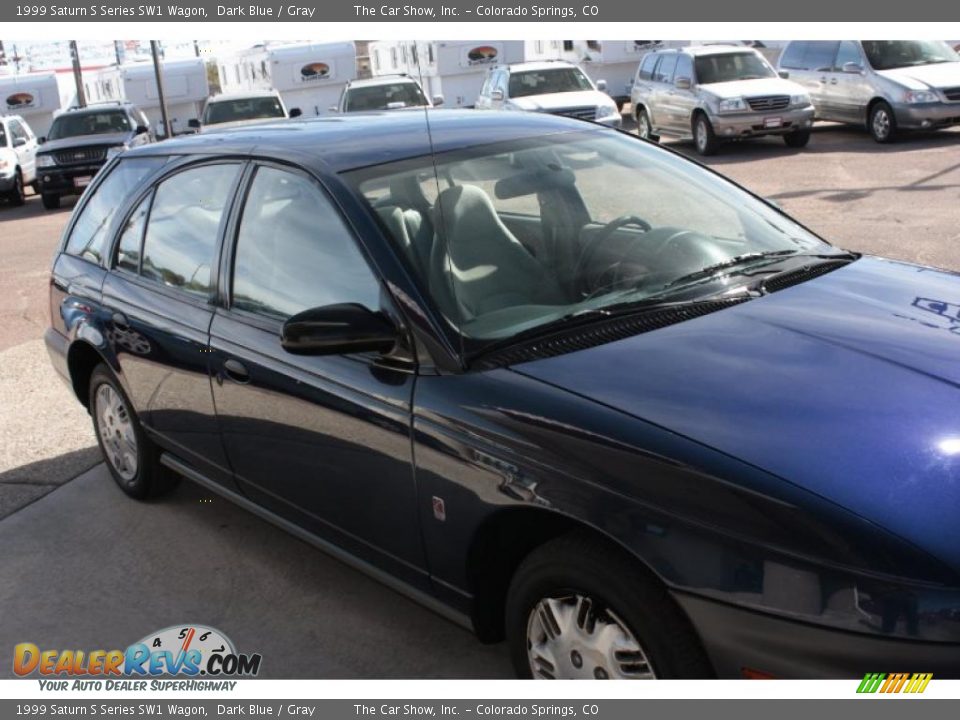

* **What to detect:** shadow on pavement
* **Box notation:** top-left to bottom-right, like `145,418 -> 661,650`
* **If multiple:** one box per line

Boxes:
0,446 -> 101,520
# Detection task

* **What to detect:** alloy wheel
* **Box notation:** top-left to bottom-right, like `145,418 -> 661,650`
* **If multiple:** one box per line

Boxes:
526,593 -> 656,679
95,384 -> 139,481
872,108 -> 891,141
637,114 -> 651,139
695,120 -> 708,152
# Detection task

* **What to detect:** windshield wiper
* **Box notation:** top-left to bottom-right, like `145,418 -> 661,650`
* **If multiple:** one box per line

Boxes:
661,250 -> 799,290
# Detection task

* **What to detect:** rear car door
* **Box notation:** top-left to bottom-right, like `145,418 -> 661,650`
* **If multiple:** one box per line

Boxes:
207,163 -> 426,586
102,160 -> 244,490
828,41 -> 872,123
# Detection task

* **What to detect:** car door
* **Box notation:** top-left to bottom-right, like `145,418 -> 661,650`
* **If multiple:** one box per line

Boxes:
828,41 -> 872,123
650,53 -> 678,132
631,53 -> 659,121
207,162 -> 426,586
101,160 -> 244,491
668,54 -> 698,132
9,118 -> 37,183
799,41 -> 840,118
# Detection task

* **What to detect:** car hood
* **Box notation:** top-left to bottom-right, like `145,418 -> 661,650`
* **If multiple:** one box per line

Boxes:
877,61 -> 960,91
701,77 -> 803,100
37,132 -> 131,154
513,257 -> 960,571
510,90 -> 614,111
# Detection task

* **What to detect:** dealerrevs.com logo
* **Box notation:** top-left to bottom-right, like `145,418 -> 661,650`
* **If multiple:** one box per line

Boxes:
857,673 -> 934,694
13,625 -> 262,689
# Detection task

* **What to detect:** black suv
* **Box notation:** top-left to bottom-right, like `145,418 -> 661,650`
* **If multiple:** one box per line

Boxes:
35,102 -> 153,210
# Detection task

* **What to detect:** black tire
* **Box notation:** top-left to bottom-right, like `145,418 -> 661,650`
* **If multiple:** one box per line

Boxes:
636,108 -> 655,142
869,101 -> 898,143
692,114 -> 719,156
41,192 -> 61,210
506,532 -> 713,679
7,170 -> 25,206
783,130 -> 811,148
88,364 -> 180,500
30,181 -> 40,195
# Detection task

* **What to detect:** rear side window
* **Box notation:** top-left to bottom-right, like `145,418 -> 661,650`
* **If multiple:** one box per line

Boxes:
140,164 -> 241,297
780,41 -> 839,71
637,53 -> 658,81
231,166 -> 381,319
116,193 -> 152,273
64,157 -> 166,264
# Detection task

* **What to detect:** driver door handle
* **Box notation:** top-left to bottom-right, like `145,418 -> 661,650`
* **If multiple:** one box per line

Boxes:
223,359 -> 250,384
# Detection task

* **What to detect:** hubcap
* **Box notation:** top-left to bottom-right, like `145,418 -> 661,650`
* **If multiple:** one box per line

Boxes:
526,594 -> 656,680
873,109 -> 890,139
95,384 -> 138,481
696,120 -> 708,151
638,115 -> 650,139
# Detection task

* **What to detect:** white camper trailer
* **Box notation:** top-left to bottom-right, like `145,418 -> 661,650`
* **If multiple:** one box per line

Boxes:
0,72 -> 63,138
217,42 -> 357,117
371,41 -> 540,108
94,58 -> 209,138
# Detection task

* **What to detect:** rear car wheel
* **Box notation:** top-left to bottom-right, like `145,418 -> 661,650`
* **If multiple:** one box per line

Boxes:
636,109 -> 655,141
783,130 -> 811,148
693,114 -> 719,156
869,101 -> 898,143
7,170 -> 26,206
506,532 -> 712,679
89,364 -> 179,500
41,192 -> 61,210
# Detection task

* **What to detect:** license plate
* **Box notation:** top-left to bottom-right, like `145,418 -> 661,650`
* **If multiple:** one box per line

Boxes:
764,117 -> 783,128
73,176 -> 92,188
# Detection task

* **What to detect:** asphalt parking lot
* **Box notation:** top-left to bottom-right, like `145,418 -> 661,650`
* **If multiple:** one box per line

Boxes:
1,121 -> 959,678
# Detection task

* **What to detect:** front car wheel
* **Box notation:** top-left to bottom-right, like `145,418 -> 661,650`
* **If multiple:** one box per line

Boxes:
869,102 -> 898,143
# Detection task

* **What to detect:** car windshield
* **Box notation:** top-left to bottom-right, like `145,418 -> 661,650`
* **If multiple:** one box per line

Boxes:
508,67 -> 593,97
48,110 -> 131,140
349,130 -> 837,353
694,52 -> 776,84
345,82 -> 429,111
862,41 -> 959,70
203,97 -> 285,125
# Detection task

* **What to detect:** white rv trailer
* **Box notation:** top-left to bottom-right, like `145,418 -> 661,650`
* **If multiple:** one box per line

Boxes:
217,42 -> 357,117
0,72 -> 63,138
94,58 -> 210,137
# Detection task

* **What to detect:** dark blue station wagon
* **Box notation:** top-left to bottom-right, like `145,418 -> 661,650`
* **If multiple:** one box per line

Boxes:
45,111 -> 960,678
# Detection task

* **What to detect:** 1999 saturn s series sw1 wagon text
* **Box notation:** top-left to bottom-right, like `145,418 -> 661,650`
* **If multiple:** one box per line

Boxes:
45,111 -> 960,679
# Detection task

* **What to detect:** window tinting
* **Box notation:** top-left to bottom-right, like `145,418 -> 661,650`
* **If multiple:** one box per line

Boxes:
232,167 -> 381,319
65,157 -> 166,263
141,164 -> 240,297
116,193 -> 152,273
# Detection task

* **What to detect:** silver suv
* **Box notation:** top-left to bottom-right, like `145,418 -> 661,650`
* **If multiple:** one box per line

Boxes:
778,40 -> 960,143
631,46 -> 814,155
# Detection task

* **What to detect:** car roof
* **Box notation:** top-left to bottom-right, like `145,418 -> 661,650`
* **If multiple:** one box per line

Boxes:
347,75 -> 420,89
655,44 -> 759,57
125,109 -> 607,173
61,103 -> 135,115
206,91 -> 282,103
503,61 -> 578,72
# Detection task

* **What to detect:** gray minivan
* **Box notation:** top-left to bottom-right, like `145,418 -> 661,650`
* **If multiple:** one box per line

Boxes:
778,40 -> 960,143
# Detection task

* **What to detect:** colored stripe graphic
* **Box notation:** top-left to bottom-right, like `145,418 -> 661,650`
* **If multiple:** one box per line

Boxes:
857,672 -> 932,694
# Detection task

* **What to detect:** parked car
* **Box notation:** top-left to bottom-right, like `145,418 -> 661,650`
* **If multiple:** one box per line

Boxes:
45,111 -> 960,679
191,91 -> 301,133
476,61 -> 622,127
334,75 -> 442,113
0,114 -> 39,205
631,45 -> 815,155
778,40 -> 960,143
34,102 -> 153,210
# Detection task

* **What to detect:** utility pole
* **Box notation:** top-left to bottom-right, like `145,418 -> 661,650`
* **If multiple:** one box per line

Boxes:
69,41 -> 86,108
150,41 -> 172,139
194,40 -> 201,57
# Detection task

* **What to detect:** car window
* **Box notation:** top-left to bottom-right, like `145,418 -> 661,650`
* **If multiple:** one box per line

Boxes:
203,97 -> 285,125
834,41 -> 862,70
695,52 -> 776,84
9,119 -> 27,140
861,40 -> 958,71
64,157 -> 167,264
778,42 -> 807,70
115,193 -> 152,273
344,82 -> 428,112
637,54 -> 658,81
140,164 -> 240,297
675,54 -> 694,82
231,166 -> 381,319
654,55 -> 678,83
785,41 -> 839,72
508,68 -> 592,98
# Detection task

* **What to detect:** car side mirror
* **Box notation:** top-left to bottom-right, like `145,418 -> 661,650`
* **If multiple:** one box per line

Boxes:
432,94 -> 444,106
596,79 -> 607,91
778,70 -> 790,79
675,76 -> 692,90
38,137 -> 46,144
288,107 -> 302,118
842,62 -> 863,74
135,124 -> 149,135
328,105 -> 339,113
13,137 -> 27,148
188,119 -> 200,129
491,89 -> 504,102
281,303 -> 397,356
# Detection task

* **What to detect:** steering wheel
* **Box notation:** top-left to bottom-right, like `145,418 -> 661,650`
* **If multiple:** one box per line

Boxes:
574,215 -> 653,297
